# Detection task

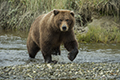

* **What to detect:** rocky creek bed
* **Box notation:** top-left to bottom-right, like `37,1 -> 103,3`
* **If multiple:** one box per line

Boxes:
0,62 -> 120,80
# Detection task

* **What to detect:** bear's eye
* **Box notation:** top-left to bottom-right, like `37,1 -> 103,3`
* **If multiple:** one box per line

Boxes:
66,19 -> 69,22
59,19 -> 63,22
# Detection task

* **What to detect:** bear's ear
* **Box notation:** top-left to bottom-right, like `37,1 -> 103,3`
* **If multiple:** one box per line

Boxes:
70,11 -> 74,17
53,9 -> 59,16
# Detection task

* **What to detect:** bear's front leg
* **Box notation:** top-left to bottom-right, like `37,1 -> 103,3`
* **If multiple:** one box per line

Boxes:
64,40 -> 78,61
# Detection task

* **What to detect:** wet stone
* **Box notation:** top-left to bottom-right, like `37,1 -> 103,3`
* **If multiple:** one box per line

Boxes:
0,63 -> 120,80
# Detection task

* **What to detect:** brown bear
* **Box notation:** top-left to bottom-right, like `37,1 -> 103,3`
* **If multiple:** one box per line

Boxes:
27,9 -> 78,63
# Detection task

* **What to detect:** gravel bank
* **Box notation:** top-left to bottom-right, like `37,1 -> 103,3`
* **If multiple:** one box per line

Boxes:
0,62 -> 120,80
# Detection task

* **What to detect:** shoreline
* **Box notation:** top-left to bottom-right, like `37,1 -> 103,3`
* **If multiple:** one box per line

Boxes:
0,62 -> 120,80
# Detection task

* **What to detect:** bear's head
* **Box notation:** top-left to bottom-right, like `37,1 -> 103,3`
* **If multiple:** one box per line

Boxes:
53,9 -> 75,32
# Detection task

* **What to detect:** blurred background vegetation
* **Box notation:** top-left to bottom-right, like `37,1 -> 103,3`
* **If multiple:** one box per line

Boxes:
0,0 -> 120,43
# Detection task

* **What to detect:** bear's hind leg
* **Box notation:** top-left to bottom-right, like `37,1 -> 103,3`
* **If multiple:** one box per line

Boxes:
42,53 -> 57,63
27,37 -> 40,58
52,46 -> 61,55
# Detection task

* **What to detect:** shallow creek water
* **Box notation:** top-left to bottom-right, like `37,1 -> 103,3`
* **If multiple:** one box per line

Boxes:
0,31 -> 120,67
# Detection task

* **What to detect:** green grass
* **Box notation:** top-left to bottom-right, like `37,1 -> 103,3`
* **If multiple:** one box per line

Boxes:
1,0 -> 119,31
1,0 -> 69,31
77,26 -> 120,43
1,0 -> 120,43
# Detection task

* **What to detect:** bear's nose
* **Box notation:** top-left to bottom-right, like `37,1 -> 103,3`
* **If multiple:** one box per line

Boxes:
62,26 -> 67,31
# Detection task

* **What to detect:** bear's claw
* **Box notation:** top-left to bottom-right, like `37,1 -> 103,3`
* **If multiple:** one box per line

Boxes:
67,48 -> 78,61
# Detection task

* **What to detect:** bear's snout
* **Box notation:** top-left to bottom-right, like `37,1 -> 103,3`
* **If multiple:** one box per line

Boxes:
62,25 -> 67,31
60,22 -> 68,31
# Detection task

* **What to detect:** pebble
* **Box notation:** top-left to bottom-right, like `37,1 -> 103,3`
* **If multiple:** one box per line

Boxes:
0,62 -> 120,80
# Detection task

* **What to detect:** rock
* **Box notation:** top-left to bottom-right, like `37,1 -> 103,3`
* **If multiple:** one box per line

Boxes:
87,16 -> 120,31
0,62 -> 120,80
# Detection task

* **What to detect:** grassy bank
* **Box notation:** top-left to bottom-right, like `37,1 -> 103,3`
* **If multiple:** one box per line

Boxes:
0,0 -> 69,31
0,0 -> 120,43
1,0 -> 120,30
77,26 -> 120,43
